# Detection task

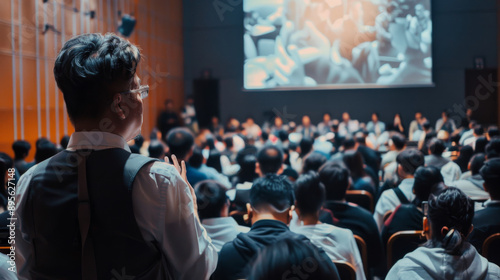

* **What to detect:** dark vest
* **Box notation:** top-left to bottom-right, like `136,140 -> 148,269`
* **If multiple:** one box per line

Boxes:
23,148 -> 162,279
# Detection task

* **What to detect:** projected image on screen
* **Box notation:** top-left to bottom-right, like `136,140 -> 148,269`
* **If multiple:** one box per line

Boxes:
244,0 -> 432,90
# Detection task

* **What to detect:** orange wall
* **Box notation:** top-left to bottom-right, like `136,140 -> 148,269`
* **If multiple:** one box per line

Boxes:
0,0 -> 183,161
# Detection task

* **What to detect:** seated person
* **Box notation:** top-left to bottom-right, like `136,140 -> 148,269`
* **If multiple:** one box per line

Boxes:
387,188 -> 500,279
291,172 -> 365,280
195,180 -> 249,252
381,133 -> 406,168
247,237 -> 339,280
213,174 -> 304,280
189,148 -> 231,188
468,158 -> 500,253
425,138 -> 450,170
319,162 -> 383,278
343,150 -> 376,196
449,153 -> 488,199
486,137 -> 500,159
382,166 -> 446,246
375,149 -> 425,231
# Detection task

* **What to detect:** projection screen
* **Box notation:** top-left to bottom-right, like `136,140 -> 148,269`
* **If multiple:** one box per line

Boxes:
243,0 -> 433,90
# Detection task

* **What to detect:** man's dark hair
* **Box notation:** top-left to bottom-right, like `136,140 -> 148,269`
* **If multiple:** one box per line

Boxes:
12,140 -> 31,160
485,137 -> 500,159
277,130 -> 289,142
294,172 -> 325,216
422,121 -> 431,130
257,146 -> 283,175
396,149 -> 425,175
470,153 -> 486,175
148,140 -> 164,159
60,136 -> 70,150
188,147 -> 204,168
54,33 -> 140,122
34,140 -> 57,163
166,128 -> 194,160
391,133 -> 406,150
488,127 -> 499,138
302,152 -> 327,174
413,166 -> 444,205
224,137 -> 233,149
195,180 -> 228,220
134,135 -> 145,148
480,158 -> 500,198
318,162 -> 350,201
299,138 -> 313,157
342,137 -> 356,150
475,137 -> 489,154
354,132 -> 366,145
250,174 -> 294,212
473,125 -> 484,136
428,138 -> 446,156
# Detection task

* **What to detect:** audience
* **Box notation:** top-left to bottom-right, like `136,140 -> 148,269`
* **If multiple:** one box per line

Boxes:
454,145 -> 474,173
387,188 -> 500,279
212,174 -> 299,280
375,149 -> 425,231
468,158 -> 500,253
319,162 -> 384,277
195,180 -> 249,252
247,237 -> 340,280
449,153 -> 488,199
302,152 -> 327,174
291,172 -> 365,280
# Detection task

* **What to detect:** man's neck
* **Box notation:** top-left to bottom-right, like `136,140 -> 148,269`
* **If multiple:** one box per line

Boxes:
252,214 -> 287,225
299,214 -> 320,226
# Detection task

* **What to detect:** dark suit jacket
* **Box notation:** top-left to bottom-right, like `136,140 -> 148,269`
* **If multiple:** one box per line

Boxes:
468,202 -> 500,253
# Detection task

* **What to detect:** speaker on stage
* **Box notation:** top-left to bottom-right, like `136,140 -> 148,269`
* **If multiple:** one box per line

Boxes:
464,69 -> 498,125
193,78 -> 220,128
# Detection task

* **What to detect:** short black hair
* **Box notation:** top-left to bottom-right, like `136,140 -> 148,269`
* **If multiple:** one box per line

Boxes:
473,125 -> 484,136
428,138 -> 446,155
413,166 -> 443,204
391,133 -> 406,150
188,147 -> 204,168
54,33 -> 140,122
250,174 -> 294,212
299,138 -> 313,157
397,149 -> 425,175
224,136 -> 233,149
302,152 -> 327,174
34,140 -> 57,163
480,158 -> 500,197
342,137 -> 356,150
195,180 -> 228,220
485,137 -> 500,159
318,162 -> 350,201
469,153 -> 486,175
60,136 -> 70,150
134,135 -> 145,148
294,172 -> 325,216
148,140 -> 165,159
12,140 -> 31,159
488,127 -> 499,138
257,145 -> 283,175
166,128 -> 194,160
475,137 -> 489,154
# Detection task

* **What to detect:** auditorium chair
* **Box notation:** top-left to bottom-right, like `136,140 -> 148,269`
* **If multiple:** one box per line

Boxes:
333,260 -> 356,280
354,235 -> 368,277
483,233 -> 500,266
387,230 -> 426,270
345,190 -> 374,213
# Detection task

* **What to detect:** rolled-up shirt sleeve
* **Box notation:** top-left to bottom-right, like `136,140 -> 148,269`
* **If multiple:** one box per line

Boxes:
133,162 -> 217,279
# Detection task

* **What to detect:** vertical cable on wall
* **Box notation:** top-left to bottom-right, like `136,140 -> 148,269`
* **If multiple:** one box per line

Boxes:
80,0 -> 85,34
107,0 -> 111,32
53,0 -> 60,142
72,0 -> 77,36
18,0 -> 24,139
11,0 -> 17,141
98,0 -> 103,32
36,0 -> 42,138
44,0 -> 50,139
62,0 -> 68,135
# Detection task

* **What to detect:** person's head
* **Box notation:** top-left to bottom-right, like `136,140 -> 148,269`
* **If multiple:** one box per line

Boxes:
480,158 -> 500,200
473,125 -> 484,137
299,138 -> 313,157
428,138 -> 446,156
206,150 -> 222,173
319,162 -> 350,201
322,113 -> 331,123
475,137 -> 489,154
342,137 -> 357,151
164,99 -> 174,110
294,172 -> 325,220
166,128 -> 194,161
12,140 -> 31,160
238,154 -> 258,183
0,153 -> 13,193
223,136 -> 233,150
246,117 -> 255,125
342,150 -> 366,180
396,149 -> 425,178
354,132 -> 366,146
211,116 -> 219,125
54,33 -> 144,141
195,180 -> 229,220
415,112 -> 422,121
415,4 -> 425,19
371,112 -> 379,123
186,95 -> 194,105
441,110 -> 450,122
342,112 -> 350,122
274,116 -> 283,127
469,153 -> 486,175
134,134 -> 145,148
468,120 -> 477,130
148,140 -> 165,160
302,152 -> 327,174
485,137 -> 500,159
488,127 -> 499,140
248,237 -> 338,280
390,133 -> 407,151
60,136 -> 70,150
34,140 -> 57,163
256,145 -> 284,176
424,188 -> 474,255
394,113 -> 402,123
248,174 -> 294,224
301,115 -> 311,127
413,166 -> 444,206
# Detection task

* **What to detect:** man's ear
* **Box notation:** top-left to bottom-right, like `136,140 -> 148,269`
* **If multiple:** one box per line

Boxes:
483,182 -> 489,193
112,94 -> 126,120
255,162 -> 262,177
277,164 -> 284,175
287,205 -> 295,224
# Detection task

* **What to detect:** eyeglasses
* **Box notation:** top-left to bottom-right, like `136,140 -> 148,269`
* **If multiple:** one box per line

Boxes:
120,85 -> 149,99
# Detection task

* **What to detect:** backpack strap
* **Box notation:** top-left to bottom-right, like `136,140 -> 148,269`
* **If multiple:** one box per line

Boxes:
393,187 -> 410,204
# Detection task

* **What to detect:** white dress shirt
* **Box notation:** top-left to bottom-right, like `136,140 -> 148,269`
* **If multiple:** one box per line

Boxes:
374,178 -> 415,232
201,217 -> 249,252
15,131 -> 217,279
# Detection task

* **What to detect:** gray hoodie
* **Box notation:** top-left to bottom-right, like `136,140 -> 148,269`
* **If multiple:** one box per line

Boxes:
386,243 -> 500,279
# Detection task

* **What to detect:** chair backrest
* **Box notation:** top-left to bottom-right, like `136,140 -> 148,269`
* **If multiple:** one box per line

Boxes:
387,230 -> 426,270
483,233 -> 500,266
0,246 -> 9,254
345,190 -> 374,213
333,260 -> 356,280
353,235 -> 368,277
